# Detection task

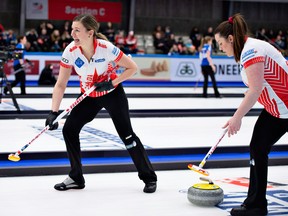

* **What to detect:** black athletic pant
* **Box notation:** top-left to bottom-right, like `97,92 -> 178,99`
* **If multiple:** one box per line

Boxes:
62,84 -> 157,184
8,64 -> 26,95
243,109 -> 288,210
201,65 -> 220,97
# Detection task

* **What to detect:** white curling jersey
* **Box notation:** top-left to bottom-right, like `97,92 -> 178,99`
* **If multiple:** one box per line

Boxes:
60,38 -> 123,97
240,37 -> 288,118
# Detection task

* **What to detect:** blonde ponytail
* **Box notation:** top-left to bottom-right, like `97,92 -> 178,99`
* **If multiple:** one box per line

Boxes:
95,32 -> 109,41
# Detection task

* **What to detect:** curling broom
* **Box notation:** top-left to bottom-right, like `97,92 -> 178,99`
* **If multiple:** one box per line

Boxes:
8,85 -> 97,162
188,129 -> 228,176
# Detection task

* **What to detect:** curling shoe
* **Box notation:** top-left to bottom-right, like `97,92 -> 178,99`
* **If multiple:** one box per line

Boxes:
54,176 -> 85,191
3,87 -> 8,95
230,205 -> 267,216
143,182 -> 157,193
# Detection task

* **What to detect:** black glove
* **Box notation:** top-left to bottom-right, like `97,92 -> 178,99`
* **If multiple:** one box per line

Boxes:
26,59 -> 33,66
45,111 -> 59,130
94,80 -> 114,92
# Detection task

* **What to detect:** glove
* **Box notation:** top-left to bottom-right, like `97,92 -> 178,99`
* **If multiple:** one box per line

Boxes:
94,80 -> 114,92
45,111 -> 59,130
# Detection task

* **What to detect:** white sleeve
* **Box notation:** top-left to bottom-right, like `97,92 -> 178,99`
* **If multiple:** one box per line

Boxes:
60,43 -> 74,67
241,40 -> 265,69
104,40 -> 124,63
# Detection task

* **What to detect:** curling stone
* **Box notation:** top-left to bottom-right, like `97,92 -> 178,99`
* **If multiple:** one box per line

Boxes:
187,180 -> 224,206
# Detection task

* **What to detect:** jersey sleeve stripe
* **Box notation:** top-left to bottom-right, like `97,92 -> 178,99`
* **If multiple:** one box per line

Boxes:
243,56 -> 265,69
114,51 -> 124,63
60,61 -> 72,68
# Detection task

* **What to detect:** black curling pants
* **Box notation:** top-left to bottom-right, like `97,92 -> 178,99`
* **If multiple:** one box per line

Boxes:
62,84 -> 157,184
243,109 -> 288,211
201,65 -> 220,97
5,68 -> 26,95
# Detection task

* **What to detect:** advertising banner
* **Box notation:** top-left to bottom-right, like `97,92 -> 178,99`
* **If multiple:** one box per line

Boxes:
4,53 -> 243,84
26,0 -> 49,20
26,0 -> 122,23
169,56 -> 241,82
132,56 -> 170,81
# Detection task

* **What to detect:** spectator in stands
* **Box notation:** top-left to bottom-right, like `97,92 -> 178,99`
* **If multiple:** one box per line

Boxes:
274,34 -> 286,50
266,29 -> 275,42
102,22 -> 116,43
37,28 -> 51,52
0,23 -> 4,33
204,26 -> 217,53
124,30 -> 138,54
50,29 -> 62,52
114,30 -> 126,53
276,30 -> 287,49
184,38 -> 196,55
36,21 -> 54,37
6,29 -> 17,45
165,33 -> 177,52
256,27 -> 267,41
153,31 -> 169,54
60,21 -> 72,35
0,23 -> 5,46
60,30 -> 73,50
38,64 -> 57,86
189,26 -> 201,51
176,37 -> 187,55
153,25 -> 164,40
168,43 -> 180,55
26,28 -> 40,52
164,25 -> 172,39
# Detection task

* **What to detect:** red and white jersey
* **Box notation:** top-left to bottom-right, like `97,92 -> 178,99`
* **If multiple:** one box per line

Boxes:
60,38 -> 123,97
240,37 -> 288,118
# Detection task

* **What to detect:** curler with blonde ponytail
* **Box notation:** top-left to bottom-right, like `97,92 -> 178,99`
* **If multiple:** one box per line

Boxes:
73,14 -> 109,41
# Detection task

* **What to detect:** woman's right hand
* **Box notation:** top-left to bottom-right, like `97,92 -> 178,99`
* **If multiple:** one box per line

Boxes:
45,111 -> 59,130
223,116 -> 242,137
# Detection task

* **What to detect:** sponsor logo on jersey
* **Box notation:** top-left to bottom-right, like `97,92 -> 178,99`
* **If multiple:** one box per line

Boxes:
75,57 -> 84,68
112,47 -> 120,56
242,48 -> 257,62
61,57 -> 69,64
94,58 -> 105,63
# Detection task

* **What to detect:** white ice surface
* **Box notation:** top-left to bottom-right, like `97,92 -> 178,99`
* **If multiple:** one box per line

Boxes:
0,166 -> 287,216
0,116 -> 287,153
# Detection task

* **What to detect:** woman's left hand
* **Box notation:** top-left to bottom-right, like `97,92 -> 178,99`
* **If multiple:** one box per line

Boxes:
94,80 -> 114,92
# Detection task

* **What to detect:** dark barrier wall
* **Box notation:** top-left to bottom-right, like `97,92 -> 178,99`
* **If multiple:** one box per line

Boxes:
134,0 -> 288,34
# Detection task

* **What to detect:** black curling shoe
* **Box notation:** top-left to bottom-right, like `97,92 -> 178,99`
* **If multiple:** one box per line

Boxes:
143,182 -> 157,193
54,176 -> 85,191
230,206 -> 268,216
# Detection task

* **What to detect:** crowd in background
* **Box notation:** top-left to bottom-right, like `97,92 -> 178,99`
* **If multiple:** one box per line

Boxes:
0,21 -> 288,57
152,24 -> 288,56
0,21 -> 73,52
